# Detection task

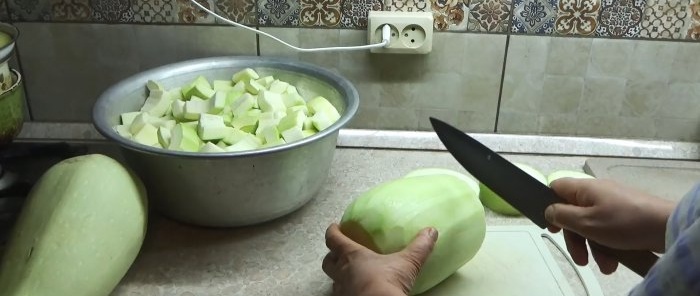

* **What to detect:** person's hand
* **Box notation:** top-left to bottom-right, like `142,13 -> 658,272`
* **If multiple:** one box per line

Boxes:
322,223 -> 438,296
545,178 -> 676,274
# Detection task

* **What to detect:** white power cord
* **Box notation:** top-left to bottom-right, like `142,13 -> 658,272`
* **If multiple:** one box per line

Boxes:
189,0 -> 391,52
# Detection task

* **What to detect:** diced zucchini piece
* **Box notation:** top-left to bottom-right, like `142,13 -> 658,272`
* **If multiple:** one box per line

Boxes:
288,105 -> 310,116
114,125 -> 132,138
281,126 -> 305,143
129,112 -> 156,134
133,124 -> 159,146
307,96 -> 341,122
303,117 -> 315,130
226,90 -> 244,106
213,80 -> 233,92
302,129 -> 317,138
200,142 -> 226,153
169,87 -> 184,101
191,83 -> 216,100
146,80 -> 165,92
140,91 -> 173,117
311,111 -> 334,131
184,96 -> 210,120
168,123 -> 202,152
282,92 -> 306,108
157,126 -> 172,148
225,134 -> 262,152
259,125 -> 281,144
256,76 -> 274,88
209,91 -> 227,114
222,128 -> 251,145
232,68 -> 259,83
245,79 -> 265,95
120,111 -> 141,126
171,100 -> 186,121
286,85 -> 299,95
181,84 -> 195,100
231,80 -> 246,92
278,110 -> 307,132
262,137 -> 286,148
216,140 -> 228,149
222,107 -> 234,126
258,91 -> 286,113
197,113 -> 230,141
269,80 -> 289,94
231,93 -> 257,116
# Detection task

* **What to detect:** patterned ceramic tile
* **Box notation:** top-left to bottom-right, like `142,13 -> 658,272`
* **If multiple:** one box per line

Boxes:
686,0 -> 700,39
468,0 -> 512,32
176,0 -> 216,23
340,0 -> 383,28
90,0 -> 134,22
0,1 -> 9,21
51,0 -> 92,21
259,0 -> 300,26
299,0 -> 341,27
596,0 -> 645,37
512,0 -> 558,33
640,0 -> 689,39
132,0 -> 178,23
8,0 -> 51,21
389,0 -> 429,11
555,0 -> 601,35
432,0 -> 469,31
214,0 -> 257,25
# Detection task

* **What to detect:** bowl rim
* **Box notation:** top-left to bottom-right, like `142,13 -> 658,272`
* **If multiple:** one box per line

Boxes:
92,56 -> 359,158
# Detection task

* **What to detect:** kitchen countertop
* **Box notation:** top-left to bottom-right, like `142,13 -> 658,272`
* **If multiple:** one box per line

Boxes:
104,147 -> 642,296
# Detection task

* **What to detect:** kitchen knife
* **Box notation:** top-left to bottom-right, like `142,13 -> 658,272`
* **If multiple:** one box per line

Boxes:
429,117 -> 659,277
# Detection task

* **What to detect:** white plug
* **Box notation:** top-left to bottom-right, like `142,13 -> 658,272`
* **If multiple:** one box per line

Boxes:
382,24 -> 391,47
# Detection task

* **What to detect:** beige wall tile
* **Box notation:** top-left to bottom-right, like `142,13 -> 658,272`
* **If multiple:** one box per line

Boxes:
621,80 -> 668,117
16,23 -> 256,122
348,107 -> 419,130
655,118 -> 700,141
416,108 -> 496,132
540,75 -> 584,114
660,83 -> 700,118
501,35 -> 549,113
538,114 -> 578,135
497,111 -> 539,134
580,77 -> 625,116
626,41 -> 678,81
546,37 -> 592,76
587,39 -> 635,78
670,42 -> 700,83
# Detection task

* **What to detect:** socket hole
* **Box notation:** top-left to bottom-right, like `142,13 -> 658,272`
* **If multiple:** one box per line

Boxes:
412,27 -> 416,31
392,33 -> 396,37
411,39 -> 415,43
404,33 -> 408,37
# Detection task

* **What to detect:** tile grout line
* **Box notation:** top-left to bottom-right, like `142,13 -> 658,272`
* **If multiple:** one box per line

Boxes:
494,34 -> 510,133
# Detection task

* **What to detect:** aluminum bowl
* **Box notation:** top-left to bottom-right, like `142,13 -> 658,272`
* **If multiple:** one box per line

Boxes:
92,56 -> 359,227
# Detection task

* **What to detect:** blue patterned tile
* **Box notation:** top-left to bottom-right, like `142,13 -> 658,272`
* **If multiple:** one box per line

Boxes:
596,0 -> 646,37
259,0 -> 300,26
512,0 -> 558,34
7,0 -> 51,21
340,0 -> 382,28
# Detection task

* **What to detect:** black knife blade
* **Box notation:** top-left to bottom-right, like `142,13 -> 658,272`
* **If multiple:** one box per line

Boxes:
429,117 -> 659,277
429,117 -> 560,228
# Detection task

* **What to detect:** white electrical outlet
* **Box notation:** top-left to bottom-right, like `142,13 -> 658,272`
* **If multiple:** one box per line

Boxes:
367,11 -> 433,54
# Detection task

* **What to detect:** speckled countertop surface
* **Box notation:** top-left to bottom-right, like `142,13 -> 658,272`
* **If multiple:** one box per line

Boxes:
111,148 -> 642,296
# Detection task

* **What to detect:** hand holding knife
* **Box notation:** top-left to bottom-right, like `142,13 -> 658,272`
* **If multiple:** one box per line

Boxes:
429,117 -> 658,277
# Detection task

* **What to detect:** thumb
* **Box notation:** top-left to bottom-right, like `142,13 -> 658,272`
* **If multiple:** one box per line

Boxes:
545,203 -> 590,232
400,227 -> 439,268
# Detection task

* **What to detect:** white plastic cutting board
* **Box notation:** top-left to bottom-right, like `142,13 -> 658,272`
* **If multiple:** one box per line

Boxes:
422,226 -> 604,296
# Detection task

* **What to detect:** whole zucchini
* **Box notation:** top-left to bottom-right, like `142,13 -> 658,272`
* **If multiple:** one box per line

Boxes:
0,154 -> 148,296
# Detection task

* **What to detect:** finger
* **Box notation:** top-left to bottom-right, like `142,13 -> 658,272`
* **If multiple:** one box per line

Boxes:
399,227 -> 439,268
549,177 -> 585,203
322,252 -> 338,280
325,223 -> 363,254
544,203 -> 593,233
563,229 -> 588,266
590,247 -> 618,275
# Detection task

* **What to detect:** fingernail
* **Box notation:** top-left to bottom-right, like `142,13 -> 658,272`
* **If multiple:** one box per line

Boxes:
544,205 -> 554,223
427,227 -> 438,241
